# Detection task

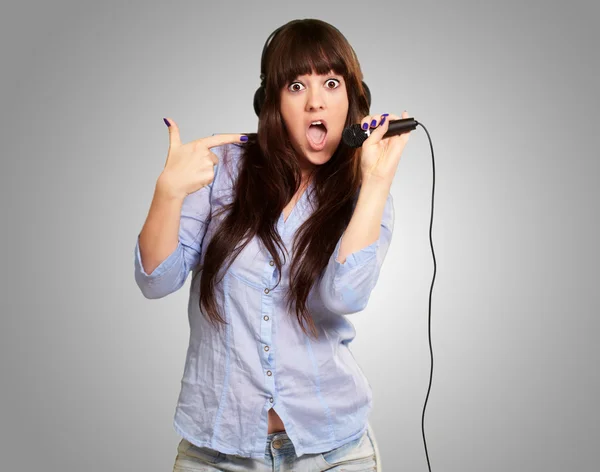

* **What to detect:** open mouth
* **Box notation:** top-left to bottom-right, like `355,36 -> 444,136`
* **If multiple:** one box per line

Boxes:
306,122 -> 328,151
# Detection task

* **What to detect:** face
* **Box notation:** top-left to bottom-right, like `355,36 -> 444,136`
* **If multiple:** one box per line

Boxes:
280,70 -> 349,179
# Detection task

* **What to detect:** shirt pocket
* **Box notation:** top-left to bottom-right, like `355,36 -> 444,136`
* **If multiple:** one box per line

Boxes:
226,235 -> 271,288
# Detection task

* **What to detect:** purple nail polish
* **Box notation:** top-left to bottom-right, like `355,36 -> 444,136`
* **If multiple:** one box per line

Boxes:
362,123 -> 368,130
370,119 -> 377,127
240,135 -> 248,142
380,116 -> 386,126
163,118 -> 170,127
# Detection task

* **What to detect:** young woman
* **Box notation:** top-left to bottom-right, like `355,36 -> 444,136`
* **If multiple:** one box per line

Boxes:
135,18 -> 410,472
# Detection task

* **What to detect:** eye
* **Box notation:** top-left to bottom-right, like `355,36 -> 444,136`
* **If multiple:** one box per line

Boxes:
288,78 -> 341,92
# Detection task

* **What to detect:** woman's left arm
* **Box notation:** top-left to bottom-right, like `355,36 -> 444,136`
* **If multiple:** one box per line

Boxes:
337,178 -> 391,264
318,178 -> 394,315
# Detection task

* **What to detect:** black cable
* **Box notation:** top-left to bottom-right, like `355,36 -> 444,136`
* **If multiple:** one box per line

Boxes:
417,121 -> 436,472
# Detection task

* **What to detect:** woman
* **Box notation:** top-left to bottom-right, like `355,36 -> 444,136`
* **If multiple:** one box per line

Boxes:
135,18 -> 410,471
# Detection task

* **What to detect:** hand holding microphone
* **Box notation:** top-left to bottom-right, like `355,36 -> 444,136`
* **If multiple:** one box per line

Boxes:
346,111 -> 416,183
342,113 -> 418,148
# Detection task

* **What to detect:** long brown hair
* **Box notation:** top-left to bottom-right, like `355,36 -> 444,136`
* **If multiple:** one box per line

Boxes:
197,19 -> 370,340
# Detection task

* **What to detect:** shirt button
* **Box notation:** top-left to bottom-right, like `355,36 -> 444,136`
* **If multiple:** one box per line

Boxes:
269,260 -> 274,266
264,315 -> 269,321
272,439 -> 282,449
267,370 -> 272,376
264,288 -> 270,294
269,397 -> 274,403
264,345 -> 269,352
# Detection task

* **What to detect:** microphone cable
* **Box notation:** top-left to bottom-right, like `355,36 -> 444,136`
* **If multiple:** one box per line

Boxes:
416,120 -> 436,472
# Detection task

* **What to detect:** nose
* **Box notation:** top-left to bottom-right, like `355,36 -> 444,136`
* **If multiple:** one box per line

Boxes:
305,86 -> 325,110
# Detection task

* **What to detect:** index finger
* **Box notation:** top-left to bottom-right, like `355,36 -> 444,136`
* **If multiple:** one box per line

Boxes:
200,133 -> 249,149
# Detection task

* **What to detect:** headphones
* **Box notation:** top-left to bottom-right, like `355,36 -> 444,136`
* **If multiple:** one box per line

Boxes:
253,21 -> 372,117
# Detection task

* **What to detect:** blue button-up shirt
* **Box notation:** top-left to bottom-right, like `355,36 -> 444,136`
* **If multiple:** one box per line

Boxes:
134,142 -> 394,459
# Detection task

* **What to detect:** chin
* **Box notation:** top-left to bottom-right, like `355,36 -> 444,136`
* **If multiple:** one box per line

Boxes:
303,145 -> 335,163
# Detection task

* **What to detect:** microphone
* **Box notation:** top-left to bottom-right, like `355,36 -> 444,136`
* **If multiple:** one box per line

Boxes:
342,117 -> 419,148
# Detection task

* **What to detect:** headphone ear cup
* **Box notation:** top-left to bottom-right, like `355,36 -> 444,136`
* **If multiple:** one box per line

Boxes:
253,86 -> 266,117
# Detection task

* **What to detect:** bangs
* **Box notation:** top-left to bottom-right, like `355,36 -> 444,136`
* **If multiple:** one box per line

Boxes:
271,36 -> 348,90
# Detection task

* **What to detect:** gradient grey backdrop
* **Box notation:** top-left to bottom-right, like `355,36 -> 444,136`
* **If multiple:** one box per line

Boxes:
1,0 -> 598,470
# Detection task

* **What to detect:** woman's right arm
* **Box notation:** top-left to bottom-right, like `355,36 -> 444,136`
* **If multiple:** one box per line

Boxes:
133,119 -> 247,299
134,177 -> 211,299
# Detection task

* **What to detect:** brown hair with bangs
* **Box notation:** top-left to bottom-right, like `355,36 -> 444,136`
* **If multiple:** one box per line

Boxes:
196,19 -> 371,340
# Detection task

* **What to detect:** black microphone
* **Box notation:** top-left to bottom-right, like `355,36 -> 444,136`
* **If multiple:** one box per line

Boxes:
342,117 -> 419,148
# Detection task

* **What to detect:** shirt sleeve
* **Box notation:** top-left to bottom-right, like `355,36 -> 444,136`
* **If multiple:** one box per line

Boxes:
318,191 -> 394,315
134,143 -> 228,299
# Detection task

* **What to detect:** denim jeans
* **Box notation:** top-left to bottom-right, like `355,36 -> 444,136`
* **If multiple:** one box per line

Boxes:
172,422 -> 382,471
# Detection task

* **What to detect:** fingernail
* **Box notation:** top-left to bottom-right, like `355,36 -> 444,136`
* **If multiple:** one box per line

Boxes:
380,116 -> 386,126
240,135 -> 248,142
370,119 -> 377,127
382,113 -> 389,117
163,118 -> 170,127
362,123 -> 368,130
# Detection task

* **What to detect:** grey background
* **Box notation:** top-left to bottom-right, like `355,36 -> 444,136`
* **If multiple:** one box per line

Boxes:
1,0 -> 598,470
